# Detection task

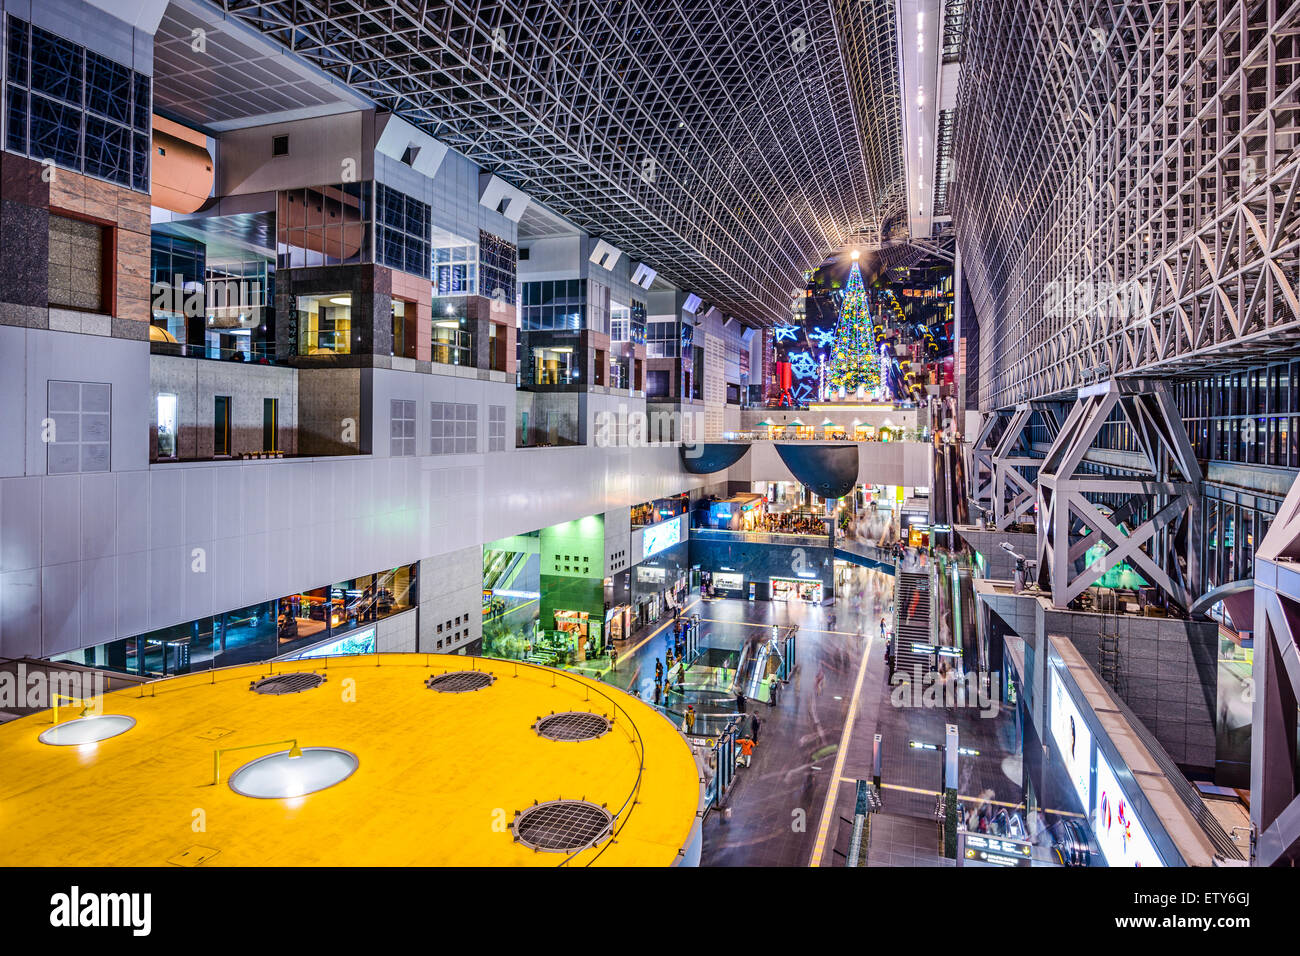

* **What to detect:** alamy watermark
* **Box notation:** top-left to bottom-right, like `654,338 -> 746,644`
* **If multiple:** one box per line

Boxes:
593,403 -> 707,457
0,663 -> 105,712
890,666 -> 1003,718
1043,278 -> 1152,326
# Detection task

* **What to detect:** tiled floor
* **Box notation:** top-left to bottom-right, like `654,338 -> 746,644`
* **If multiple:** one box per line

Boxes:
864,814 -> 955,867
557,572 -> 1026,867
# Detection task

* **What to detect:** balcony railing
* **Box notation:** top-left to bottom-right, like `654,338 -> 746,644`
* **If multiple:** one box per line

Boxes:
690,527 -> 830,546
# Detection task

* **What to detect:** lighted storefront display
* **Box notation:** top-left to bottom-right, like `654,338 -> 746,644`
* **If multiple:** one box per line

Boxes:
642,517 -> 682,559
295,292 -> 353,355
294,627 -> 377,659
711,572 -> 744,593
770,577 -> 823,602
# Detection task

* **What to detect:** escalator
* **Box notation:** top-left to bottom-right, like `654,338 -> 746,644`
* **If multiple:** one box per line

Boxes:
933,553 -> 986,678
931,439 -> 969,528
892,569 -> 933,678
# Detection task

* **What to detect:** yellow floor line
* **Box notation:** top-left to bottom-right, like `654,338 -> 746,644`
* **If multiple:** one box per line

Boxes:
808,634 -> 875,867
622,597 -> 701,661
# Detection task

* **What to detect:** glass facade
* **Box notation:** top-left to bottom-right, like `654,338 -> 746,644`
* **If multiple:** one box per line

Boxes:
375,182 -> 431,278
295,292 -> 353,355
51,563 -> 418,677
4,16 -> 150,191
478,229 -> 517,305
430,295 -> 473,365
520,279 -> 585,330
433,241 -> 477,295
276,182 -> 370,269
1176,365 -> 1300,467
646,319 -> 679,357
150,234 -> 205,343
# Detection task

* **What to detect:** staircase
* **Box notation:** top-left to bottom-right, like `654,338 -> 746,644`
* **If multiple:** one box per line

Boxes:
892,569 -> 935,679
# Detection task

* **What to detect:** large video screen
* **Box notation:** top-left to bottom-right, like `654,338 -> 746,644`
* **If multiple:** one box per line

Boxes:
1050,666 -> 1092,812
642,517 -> 681,560
1094,751 -> 1165,867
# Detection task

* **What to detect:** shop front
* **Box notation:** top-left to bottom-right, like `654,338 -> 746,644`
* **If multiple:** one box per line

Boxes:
770,576 -> 825,603
710,571 -> 746,597
605,604 -> 632,644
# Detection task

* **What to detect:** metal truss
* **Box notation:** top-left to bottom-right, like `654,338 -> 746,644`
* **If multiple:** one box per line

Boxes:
213,0 -> 906,325
953,0 -> 1300,409
1035,381 -> 1201,610
1251,477 -> 1300,865
990,402 -> 1062,531
967,408 -> 1006,519
831,0 -> 907,234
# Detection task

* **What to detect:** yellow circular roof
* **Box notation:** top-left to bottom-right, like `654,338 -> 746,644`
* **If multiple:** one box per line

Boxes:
0,654 -> 701,866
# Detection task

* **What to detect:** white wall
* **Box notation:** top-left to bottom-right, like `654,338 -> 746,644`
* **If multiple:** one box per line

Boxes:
0,436 -> 707,659
517,236 -> 583,280
0,326 -> 150,478
217,111 -> 374,196
727,440 -> 932,488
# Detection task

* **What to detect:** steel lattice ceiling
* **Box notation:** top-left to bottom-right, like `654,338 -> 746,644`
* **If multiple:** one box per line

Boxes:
211,0 -> 905,324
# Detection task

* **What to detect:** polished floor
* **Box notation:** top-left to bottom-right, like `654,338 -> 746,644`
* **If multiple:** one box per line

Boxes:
591,571 -> 1025,867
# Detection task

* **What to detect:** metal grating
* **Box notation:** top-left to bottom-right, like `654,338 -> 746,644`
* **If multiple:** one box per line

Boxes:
426,670 -> 495,693
535,712 -> 612,742
208,0 -> 907,325
954,0 -> 1300,407
512,799 -> 614,853
250,672 -> 325,695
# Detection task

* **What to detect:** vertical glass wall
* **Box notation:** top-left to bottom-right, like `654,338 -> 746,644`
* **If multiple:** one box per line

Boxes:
295,292 -> 353,355
430,296 -> 472,365
276,182 -> 370,269
51,564 -> 419,677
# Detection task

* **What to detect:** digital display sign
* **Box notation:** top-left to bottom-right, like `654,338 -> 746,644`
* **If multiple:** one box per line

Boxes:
962,833 -> 1032,867
1050,666 -> 1092,812
1094,751 -> 1164,867
642,517 -> 681,560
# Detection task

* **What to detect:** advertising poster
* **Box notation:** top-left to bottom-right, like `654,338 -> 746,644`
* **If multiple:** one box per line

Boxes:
1094,751 -> 1165,867
1050,666 -> 1092,811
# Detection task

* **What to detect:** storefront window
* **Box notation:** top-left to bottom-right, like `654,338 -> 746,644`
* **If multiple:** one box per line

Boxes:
533,345 -> 575,385
296,292 -> 352,355
156,392 -> 177,459
771,577 -> 823,602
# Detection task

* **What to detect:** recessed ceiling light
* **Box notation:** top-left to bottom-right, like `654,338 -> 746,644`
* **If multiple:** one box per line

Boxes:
329,296 -> 351,306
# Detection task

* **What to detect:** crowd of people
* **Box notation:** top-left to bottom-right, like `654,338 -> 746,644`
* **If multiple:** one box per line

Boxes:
756,510 -> 828,535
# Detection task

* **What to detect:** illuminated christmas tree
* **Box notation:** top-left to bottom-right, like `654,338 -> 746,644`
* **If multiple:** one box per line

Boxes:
828,258 -> 882,395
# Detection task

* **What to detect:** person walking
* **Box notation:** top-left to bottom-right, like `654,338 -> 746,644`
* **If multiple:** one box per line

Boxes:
737,735 -> 756,767
750,713 -> 762,744
684,705 -> 696,735
768,674 -> 779,707
653,679 -> 662,706
609,644 -> 617,671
